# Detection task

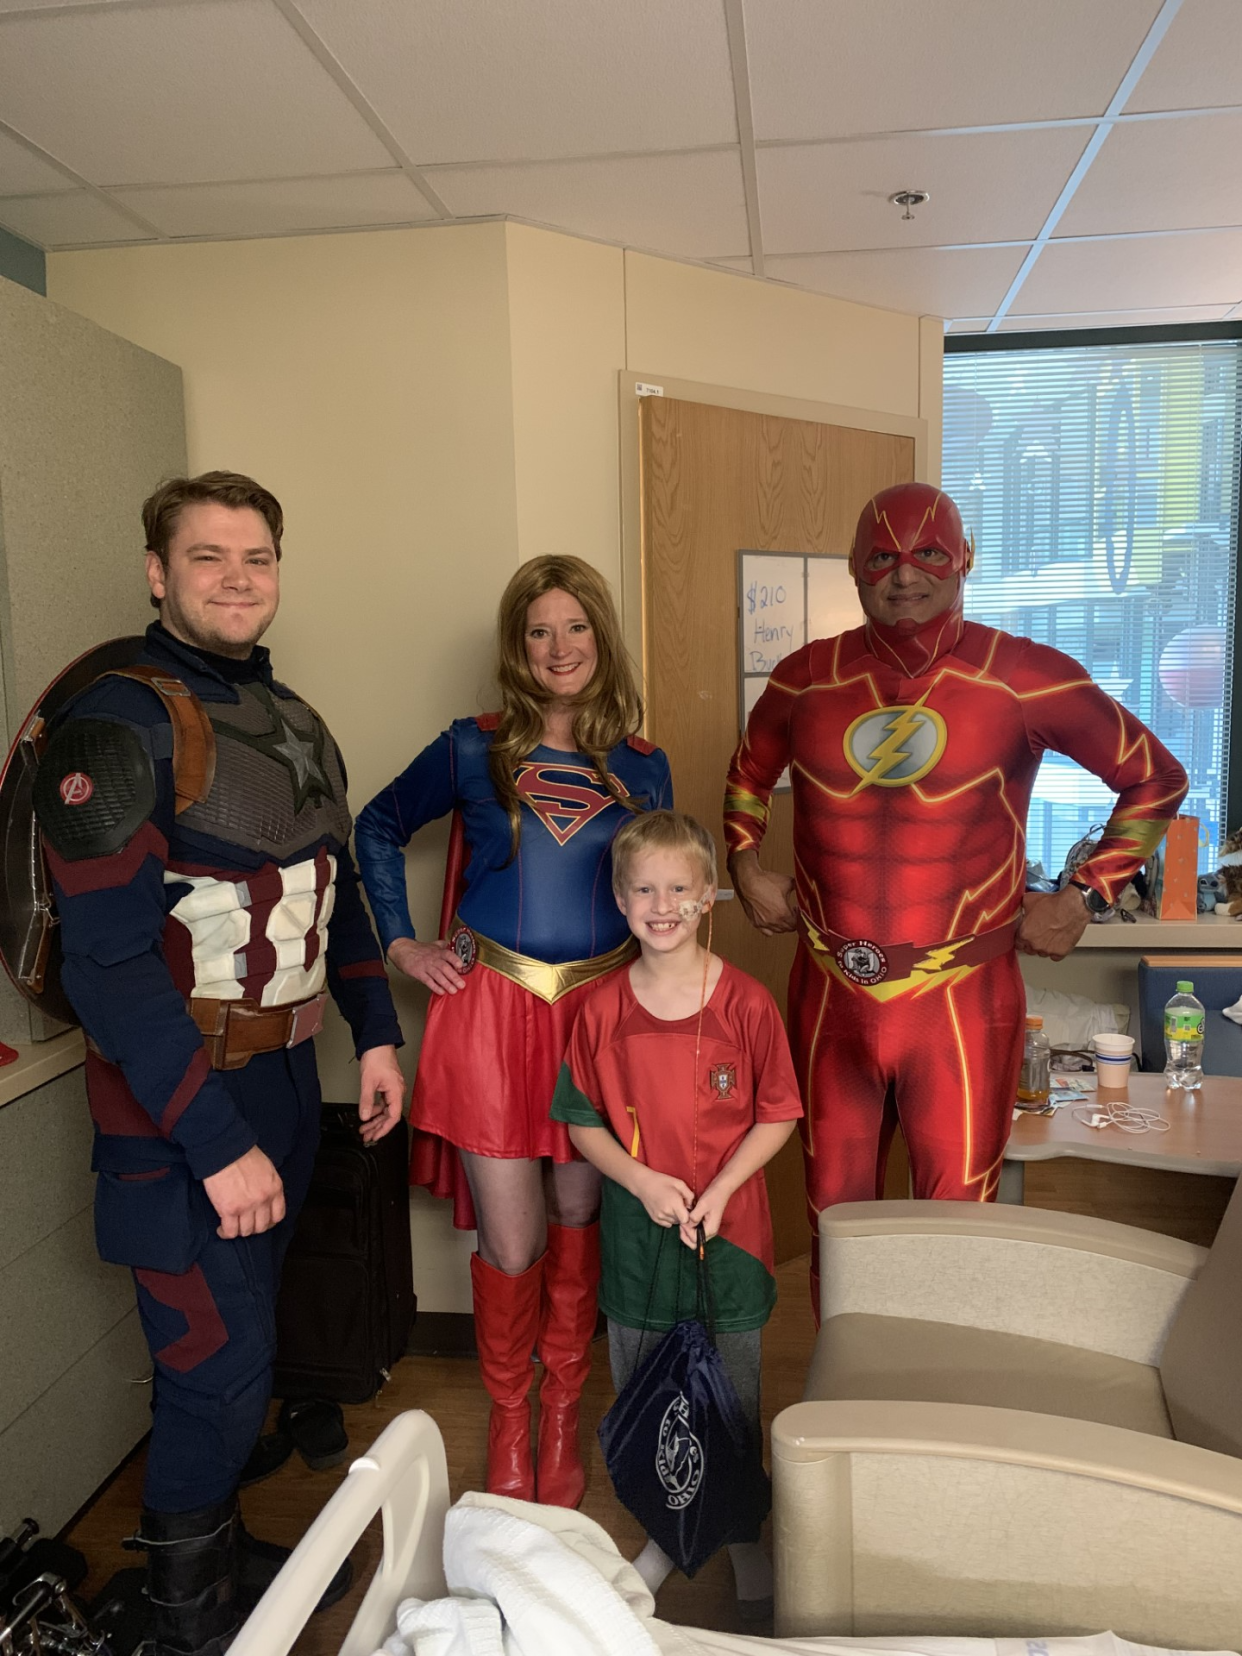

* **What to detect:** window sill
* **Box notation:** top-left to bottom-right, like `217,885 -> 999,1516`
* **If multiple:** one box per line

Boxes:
1075,913 -> 1242,949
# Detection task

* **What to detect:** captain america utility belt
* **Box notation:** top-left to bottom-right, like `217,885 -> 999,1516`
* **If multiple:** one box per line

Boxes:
800,913 -> 1019,986
447,918 -> 637,1005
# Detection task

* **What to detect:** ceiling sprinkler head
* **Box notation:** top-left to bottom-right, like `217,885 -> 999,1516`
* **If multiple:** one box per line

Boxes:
889,189 -> 930,221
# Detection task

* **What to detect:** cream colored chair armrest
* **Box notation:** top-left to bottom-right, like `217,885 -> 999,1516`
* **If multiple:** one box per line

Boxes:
819,1201 -> 1205,1363
772,1399 -> 1242,1649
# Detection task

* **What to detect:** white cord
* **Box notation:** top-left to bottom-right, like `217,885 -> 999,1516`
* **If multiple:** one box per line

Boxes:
1071,1094 -> 1170,1135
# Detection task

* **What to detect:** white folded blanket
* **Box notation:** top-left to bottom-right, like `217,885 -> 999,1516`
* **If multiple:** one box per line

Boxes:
379,1493 -> 672,1656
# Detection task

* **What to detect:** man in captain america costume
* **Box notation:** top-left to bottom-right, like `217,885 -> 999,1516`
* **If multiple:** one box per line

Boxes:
33,472 -> 404,1656
725,482 -> 1187,1302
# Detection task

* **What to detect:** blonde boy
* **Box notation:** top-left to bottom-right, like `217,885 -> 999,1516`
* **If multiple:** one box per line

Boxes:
551,810 -> 801,1611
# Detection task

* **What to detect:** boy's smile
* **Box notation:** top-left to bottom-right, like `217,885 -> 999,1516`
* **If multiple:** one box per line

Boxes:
617,847 -> 714,954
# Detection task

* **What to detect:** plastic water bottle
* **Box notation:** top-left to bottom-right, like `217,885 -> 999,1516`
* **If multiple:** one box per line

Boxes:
1016,1014 -> 1051,1109
1163,980 -> 1205,1091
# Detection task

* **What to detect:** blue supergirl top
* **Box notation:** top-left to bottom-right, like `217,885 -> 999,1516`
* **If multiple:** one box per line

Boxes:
355,715 -> 673,964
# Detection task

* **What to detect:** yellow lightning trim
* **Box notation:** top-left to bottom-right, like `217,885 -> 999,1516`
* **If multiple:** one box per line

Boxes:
849,696 -> 930,796
872,500 -> 940,551
912,939 -> 972,974
799,964 -> 834,1162
946,979 -> 978,1193
625,1105 -> 641,1158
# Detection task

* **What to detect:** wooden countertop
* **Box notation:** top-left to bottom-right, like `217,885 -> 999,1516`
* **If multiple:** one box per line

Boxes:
1007,1072 -> 1242,1176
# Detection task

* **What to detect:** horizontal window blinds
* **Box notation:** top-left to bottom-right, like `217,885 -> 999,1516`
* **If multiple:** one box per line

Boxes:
944,339 -> 1240,879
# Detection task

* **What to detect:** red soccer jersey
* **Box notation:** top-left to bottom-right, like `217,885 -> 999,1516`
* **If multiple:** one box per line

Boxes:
551,961 -> 802,1331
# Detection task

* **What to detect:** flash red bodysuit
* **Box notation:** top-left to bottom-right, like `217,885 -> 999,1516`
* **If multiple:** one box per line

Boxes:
725,486 -> 1187,1281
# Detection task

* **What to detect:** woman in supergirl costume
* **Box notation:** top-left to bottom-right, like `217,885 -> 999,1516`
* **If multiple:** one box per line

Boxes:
356,556 -> 671,1507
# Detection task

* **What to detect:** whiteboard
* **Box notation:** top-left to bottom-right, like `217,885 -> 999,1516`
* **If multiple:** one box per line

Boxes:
737,548 -> 860,723
736,550 -> 861,793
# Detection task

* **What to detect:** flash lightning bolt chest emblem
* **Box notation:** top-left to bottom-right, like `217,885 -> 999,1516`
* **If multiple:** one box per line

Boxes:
844,696 -> 947,791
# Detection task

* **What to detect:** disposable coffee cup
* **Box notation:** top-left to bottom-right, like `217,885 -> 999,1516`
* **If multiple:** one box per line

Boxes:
1092,1035 -> 1133,1089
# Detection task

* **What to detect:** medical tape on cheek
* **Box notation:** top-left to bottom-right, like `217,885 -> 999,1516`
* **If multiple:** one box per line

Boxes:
677,897 -> 714,921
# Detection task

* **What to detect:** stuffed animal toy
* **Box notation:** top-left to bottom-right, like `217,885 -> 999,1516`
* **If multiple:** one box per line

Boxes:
1218,826 -> 1242,917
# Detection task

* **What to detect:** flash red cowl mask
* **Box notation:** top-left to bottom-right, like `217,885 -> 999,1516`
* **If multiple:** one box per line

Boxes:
850,483 -> 973,585
850,483 -> 974,672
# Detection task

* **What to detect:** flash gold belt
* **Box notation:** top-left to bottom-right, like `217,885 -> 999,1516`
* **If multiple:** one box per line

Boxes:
448,919 -> 637,1005
800,914 -> 1019,987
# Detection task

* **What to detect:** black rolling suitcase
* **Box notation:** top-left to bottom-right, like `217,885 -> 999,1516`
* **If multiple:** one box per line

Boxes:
273,1106 -> 416,1403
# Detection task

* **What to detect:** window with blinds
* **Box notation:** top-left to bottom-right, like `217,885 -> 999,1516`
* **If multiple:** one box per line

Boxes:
943,335 -> 1241,880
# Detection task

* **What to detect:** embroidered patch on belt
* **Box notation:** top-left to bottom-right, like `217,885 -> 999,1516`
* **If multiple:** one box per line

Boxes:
708,1062 -> 736,1099
835,939 -> 889,986
449,926 -> 477,974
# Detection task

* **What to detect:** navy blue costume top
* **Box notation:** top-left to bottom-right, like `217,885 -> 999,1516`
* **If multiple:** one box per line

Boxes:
41,625 -> 402,1217
356,717 -> 673,963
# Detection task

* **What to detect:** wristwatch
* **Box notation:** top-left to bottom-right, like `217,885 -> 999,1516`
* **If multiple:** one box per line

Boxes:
1069,878 -> 1111,915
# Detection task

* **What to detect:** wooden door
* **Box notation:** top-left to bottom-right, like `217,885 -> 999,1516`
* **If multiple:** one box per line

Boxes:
640,396 -> 914,1260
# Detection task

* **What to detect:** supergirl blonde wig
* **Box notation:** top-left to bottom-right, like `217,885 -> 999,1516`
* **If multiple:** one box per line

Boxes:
489,555 -> 645,855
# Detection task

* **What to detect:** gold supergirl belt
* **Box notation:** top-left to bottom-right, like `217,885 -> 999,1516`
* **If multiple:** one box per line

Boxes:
449,918 -> 637,1005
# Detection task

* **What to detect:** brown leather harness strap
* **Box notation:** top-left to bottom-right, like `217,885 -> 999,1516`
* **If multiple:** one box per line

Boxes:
104,665 -> 217,814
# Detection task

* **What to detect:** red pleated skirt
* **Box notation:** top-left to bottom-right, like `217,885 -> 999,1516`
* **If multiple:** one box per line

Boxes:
409,959 -> 621,1230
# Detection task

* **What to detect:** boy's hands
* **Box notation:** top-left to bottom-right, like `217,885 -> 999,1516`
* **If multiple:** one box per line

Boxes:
634,1165 -> 695,1229
681,1181 -> 731,1249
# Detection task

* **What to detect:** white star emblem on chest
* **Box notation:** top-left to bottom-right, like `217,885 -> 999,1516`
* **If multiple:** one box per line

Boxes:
213,683 -> 333,811
272,719 -> 327,793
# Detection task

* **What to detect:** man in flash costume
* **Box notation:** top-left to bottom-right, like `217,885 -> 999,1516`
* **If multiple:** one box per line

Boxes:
725,482 -> 1186,1299
33,473 -> 404,1655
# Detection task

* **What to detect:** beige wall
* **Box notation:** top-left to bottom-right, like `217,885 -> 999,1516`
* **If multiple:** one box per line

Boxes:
625,250 -> 923,417
505,224 -> 627,586
49,221 -> 939,1309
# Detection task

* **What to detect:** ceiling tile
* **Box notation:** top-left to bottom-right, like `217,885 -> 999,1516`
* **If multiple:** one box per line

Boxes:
428,151 -> 749,261
1057,113 -> 1242,237
946,318 -> 992,333
1015,229 -> 1242,313
0,0 -> 394,186
997,304 -> 1234,331
291,0 -> 737,164
746,0 -> 1164,142
764,245 -> 1028,318
1125,0 -> 1242,113
0,128 -> 76,195
710,255 -> 754,272
760,127 -> 1089,255
0,0 -> 134,8
109,171 -> 438,239
0,190 -> 150,247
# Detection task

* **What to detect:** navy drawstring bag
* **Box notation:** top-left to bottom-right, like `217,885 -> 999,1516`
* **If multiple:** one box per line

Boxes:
596,1228 -> 771,1578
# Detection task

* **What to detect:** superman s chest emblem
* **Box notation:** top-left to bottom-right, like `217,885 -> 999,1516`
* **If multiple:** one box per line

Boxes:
514,761 -> 615,846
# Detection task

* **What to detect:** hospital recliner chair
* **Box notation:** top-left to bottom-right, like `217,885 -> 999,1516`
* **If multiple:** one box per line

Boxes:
773,1182 -> 1242,1648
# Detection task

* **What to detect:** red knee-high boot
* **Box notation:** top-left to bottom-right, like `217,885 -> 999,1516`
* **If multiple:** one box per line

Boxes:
537,1221 -> 600,1508
471,1252 -> 543,1500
